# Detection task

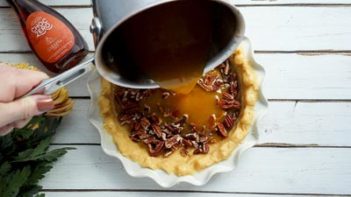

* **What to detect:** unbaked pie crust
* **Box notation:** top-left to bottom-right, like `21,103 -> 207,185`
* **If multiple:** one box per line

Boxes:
99,45 -> 258,176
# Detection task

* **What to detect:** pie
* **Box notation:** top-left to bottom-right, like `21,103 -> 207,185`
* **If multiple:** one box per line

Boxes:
99,45 -> 258,176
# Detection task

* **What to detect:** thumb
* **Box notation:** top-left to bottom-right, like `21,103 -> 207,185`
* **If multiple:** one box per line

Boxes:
0,95 -> 54,127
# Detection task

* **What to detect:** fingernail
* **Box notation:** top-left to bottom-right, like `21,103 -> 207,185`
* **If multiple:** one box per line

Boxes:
36,95 -> 54,113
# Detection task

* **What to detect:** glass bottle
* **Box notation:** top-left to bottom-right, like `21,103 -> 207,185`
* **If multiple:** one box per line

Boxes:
7,0 -> 88,73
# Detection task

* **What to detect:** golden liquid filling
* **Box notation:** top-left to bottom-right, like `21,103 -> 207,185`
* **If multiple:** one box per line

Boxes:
142,85 -> 225,129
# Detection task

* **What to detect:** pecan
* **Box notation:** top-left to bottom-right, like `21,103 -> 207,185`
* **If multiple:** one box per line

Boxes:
130,130 -> 149,142
190,124 -> 204,134
162,126 -> 172,136
150,113 -> 162,125
223,61 -> 231,75
218,98 -> 241,110
175,114 -> 188,125
228,81 -> 238,97
222,92 -> 234,100
198,134 -> 208,143
191,141 -> 199,149
194,142 -> 209,154
197,71 -> 221,92
147,140 -> 165,157
182,139 -> 193,147
142,136 -> 156,144
223,114 -> 236,130
165,135 -> 182,149
227,73 -> 237,82
133,122 -> 141,131
140,117 -> 151,130
151,124 -> 163,138
119,114 -> 133,125
209,114 -> 217,129
184,132 -> 199,141
162,91 -> 171,99
202,143 -> 209,153
216,122 -> 228,138
165,123 -> 182,134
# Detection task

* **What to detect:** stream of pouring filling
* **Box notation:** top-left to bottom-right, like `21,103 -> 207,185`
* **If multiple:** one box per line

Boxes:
117,1 -> 226,126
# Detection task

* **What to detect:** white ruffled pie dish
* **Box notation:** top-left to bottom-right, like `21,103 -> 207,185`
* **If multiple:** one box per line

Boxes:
87,38 -> 268,187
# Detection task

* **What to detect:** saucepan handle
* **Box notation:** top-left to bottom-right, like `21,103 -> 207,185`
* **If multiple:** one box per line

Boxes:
23,57 -> 95,97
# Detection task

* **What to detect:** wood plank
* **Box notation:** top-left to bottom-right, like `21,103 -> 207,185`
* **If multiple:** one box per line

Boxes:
255,53 -> 351,100
41,145 -> 351,195
44,191 -> 310,197
51,99 -> 351,147
1,7 -> 351,51
242,7 -> 351,51
1,53 -> 351,100
0,0 -> 91,7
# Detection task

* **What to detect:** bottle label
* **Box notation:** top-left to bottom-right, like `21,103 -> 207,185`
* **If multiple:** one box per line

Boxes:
26,11 -> 75,63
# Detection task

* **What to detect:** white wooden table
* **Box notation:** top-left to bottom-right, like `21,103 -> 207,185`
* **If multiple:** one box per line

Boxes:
1,0 -> 351,196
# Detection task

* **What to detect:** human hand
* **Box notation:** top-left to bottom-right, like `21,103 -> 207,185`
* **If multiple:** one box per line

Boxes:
0,63 -> 54,136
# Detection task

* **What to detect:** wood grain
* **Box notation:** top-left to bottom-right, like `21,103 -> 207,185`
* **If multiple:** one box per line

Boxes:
41,145 -> 351,195
1,7 -> 351,52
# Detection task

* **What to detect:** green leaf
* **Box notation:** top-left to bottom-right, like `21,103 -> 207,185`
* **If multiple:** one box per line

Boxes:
19,185 -> 42,197
36,147 -> 75,162
0,161 -> 11,175
2,166 -> 31,197
0,115 -> 70,196
26,163 -> 53,185
13,137 -> 51,162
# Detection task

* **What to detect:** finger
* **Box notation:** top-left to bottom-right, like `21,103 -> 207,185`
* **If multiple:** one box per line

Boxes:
13,118 -> 31,129
0,64 -> 49,101
0,124 -> 14,136
14,69 -> 49,98
0,95 -> 54,127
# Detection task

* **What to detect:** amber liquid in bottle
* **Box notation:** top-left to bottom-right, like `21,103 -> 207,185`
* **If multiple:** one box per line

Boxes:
7,0 -> 88,73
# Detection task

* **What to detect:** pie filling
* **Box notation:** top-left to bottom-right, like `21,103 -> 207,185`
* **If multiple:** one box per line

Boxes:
113,59 -> 241,157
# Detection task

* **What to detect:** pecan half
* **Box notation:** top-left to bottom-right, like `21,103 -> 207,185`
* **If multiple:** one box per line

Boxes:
194,142 -> 209,154
182,139 -> 193,147
151,124 -> 163,138
165,135 -> 182,149
118,114 -> 133,126
228,82 -> 239,100
218,97 -> 241,110
147,140 -> 165,157
130,129 -> 150,142
223,114 -> 236,130
216,122 -> 228,138
184,132 -> 199,142
140,117 -> 151,130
